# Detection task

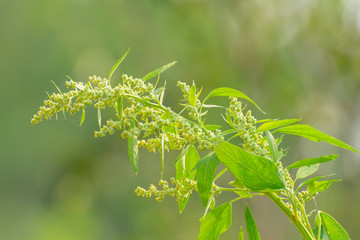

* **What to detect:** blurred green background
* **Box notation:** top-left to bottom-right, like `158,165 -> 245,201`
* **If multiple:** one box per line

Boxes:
1,0 -> 360,239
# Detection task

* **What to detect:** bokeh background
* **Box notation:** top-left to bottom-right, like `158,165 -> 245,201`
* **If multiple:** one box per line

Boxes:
1,0 -> 360,239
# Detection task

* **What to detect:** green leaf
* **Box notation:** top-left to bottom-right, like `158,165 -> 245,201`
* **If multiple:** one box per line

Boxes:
198,203 -> 232,240
239,226 -> 244,240
176,146 -> 199,213
308,180 -> 341,195
295,164 -> 319,181
142,61 -> 177,81
257,118 -> 301,132
287,154 -> 339,169
203,87 -> 265,113
245,204 -> 261,240
189,81 -> 197,107
209,196 -> 215,210
313,224 -> 330,240
159,81 -> 166,104
256,119 -> 274,123
315,211 -> 350,240
274,124 -> 360,153
176,145 -> 199,180
214,142 -> 284,191
79,108 -> 85,126
218,129 -> 237,137
128,133 -> 139,174
204,125 -> 223,130
174,145 -> 192,164
265,131 -> 281,162
116,97 -> 123,124
202,104 -> 224,109
196,152 -> 220,208
296,174 -> 335,193
51,80 -> 62,94
108,48 -> 129,81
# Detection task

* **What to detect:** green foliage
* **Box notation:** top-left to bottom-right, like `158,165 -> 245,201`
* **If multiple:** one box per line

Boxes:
203,87 -> 265,113
307,180 -> 341,195
142,61 -> 177,81
287,155 -> 339,169
196,152 -> 219,208
244,204 -> 261,240
175,145 -> 199,212
315,211 -> 350,240
214,142 -> 285,191
295,164 -> 319,181
257,118 -> 301,132
31,53 -> 359,240
274,124 -> 360,153
197,203 -> 232,240
128,126 -> 139,174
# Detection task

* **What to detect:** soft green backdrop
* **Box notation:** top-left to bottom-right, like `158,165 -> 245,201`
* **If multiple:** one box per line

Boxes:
1,0 -> 360,239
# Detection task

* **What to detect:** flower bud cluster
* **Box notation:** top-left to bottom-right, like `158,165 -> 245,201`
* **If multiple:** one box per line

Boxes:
134,178 -> 197,202
298,190 -> 314,202
32,74 -> 221,153
177,81 -> 202,121
276,161 -> 294,190
177,81 -> 190,99
226,97 -> 269,157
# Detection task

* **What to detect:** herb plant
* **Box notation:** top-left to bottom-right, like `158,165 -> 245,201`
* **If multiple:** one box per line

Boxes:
31,51 -> 358,240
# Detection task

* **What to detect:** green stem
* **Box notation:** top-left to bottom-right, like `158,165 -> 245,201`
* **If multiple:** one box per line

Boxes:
295,197 -> 313,235
266,192 -> 315,240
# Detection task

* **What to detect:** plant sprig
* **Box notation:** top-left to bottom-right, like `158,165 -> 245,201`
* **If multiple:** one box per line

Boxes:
32,51 -> 358,240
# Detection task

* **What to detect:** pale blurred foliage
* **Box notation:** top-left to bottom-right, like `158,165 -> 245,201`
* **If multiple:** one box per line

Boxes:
1,0 -> 360,239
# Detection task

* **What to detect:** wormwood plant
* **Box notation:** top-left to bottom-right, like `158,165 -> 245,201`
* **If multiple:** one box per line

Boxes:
32,50 -> 359,240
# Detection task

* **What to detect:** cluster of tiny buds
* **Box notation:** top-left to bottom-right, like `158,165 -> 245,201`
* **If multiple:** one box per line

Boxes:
285,202 -> 294,211
177,81 -> 190,99
135,177 -> 197,202
177,81 -> 202,121
298,190 -> 314,202
227,97 -> 269,157
276,161 -> 294,190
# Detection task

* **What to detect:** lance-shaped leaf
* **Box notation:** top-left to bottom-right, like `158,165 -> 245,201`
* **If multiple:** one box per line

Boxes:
79,108 -> 86,126
265,131 -> 281,162
257,118 -> 301,132
214,142 -> 284,191
239,226 -> 244,240
176,145 -> 199,213
116,97 -> 124,124
188,81 -> 197,107
198,202 -> 232,240
274,124 -> 360,153
176,145 -> 199,180
108,48 -> 129,81
175,144 -> 192,164
313,224 -> 330,240
295,164 -> 319,181
245,204 -> 261,240
204,125 -> 223,131
287,154 -> 339,169
315,211 -> 350,240
296,174 -> 334,193
128,134 -> 139,174
308,180 -> 341,195
142,61 -> 177,81
203,87 -> 265,113
196,152 -> 220,208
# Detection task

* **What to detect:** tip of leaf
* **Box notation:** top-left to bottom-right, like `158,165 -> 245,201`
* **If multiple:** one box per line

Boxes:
142,61 -> 177,81
108,48 -> 130,81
